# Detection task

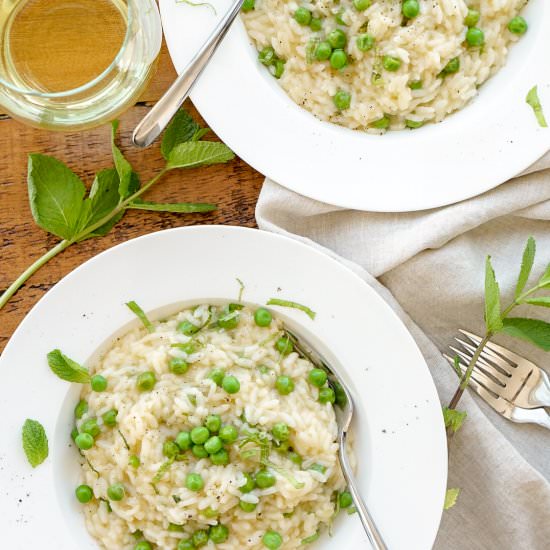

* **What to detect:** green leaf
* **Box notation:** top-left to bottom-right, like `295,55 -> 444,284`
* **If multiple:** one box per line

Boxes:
526,86 -> 548,128
301,532 -> 320,544
126,301 -> 154,333
515,236 -> 536,298
524,297 -> 550,308
22,419 -> 49,468
192,127 -> 210,141
502,317 -> 550,351
266,298 -> 316,320
539,263 -> 550,288
166,141 -> 234,170
47,349 -> 90,383
442,407 -> 467,433
444,488 -> 460,510
161,109 -> 200,160
85,168 -> 121,233
27,154 -> 87,240
126,200 -> 217,213
484,256 -> 503,333
111,120 -> 133,199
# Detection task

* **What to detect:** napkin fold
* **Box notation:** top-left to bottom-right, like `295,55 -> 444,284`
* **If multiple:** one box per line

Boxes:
256,153 -> 550,549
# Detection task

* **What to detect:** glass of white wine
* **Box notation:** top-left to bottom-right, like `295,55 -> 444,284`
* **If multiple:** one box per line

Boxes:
0,0 -> 162,130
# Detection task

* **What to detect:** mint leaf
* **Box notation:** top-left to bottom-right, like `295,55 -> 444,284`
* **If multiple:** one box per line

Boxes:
27,154 -> 87,240
539,263 -> 550,288
111,120 -> 133,199
526,86 -> 548,128
192,128 -> 210,141
524,297 -> 550,308
444,488 -> 460,510
484,256 -> 503,333
442,407 -> 467,433
47,349 -> 90,383
502,317 -> 550,351
301,532 -> 320,544
127,200 -> 216,213
126,301 -> 154,333
266,298 -> 316,320
22,419 -> 49,468
166,141 -> 234,170
161,109 -> 200,160
84,168 -> 122,235
515,236 -> 536,298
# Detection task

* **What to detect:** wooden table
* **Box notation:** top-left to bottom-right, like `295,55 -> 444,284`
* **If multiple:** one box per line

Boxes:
0,44 -> 264,352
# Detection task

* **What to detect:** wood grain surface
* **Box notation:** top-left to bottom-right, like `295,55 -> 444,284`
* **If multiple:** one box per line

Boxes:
0,44 -> 263,352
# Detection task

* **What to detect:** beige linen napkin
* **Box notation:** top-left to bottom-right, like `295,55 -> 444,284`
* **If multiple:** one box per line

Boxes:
256,153 -> 550,549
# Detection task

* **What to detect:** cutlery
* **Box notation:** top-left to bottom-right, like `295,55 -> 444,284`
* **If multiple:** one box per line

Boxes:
285,330 -> 387,550
132,0 -> 245,147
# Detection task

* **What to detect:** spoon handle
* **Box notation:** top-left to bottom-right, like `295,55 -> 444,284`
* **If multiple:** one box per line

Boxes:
133,0 -> 245,148
339,430 -> 388,550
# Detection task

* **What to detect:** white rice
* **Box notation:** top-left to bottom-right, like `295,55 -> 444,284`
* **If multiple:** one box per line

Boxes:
242,0 -> 527,130
78,304 -> 350,549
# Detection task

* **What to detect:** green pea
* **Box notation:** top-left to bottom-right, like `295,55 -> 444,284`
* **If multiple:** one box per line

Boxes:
319,386 -> 336,404
270,59 -> 285,79
218,312 -> 240,330
209,368 -> 225,386
508,16 -> 527,35
192,444 -> 209,459
137,371 -> 156,392
210,448 -> 229,465
466,27 -> 484,47
371,115 -> 390,129
129,455 -> 140,468
308,368 -> 328,388
90,374 -> 107,392
71,426 -> 78,442
240,472 -> 256,493
353,0 -> 371,10
201,506 -> 218,518
192,529 -> 209,547
254,307 -> 273,327
74,400 -> 88,419
204,436 -> 223,455
186,472 -> 204,492
408,79 -> 423,89
288,451 -> 302,466
175,431 -> 191,451
75,484 -> 93,503
177,540 -> 194,550
327,28 -> 347,49
134,542 -> 152,550
255,469 -> 276,489
174,341 -> 196,355
222,375 -> 240,394
219,424 -> 238,443
440,57 -> 460,75
271,422 -> 290,442
356,33 -> 374,52
107,483 -> 125,501
333,381 -> 347,408
402,0 -> 419,18
263,531 -> 283,549
274,440 -> 290,454
205,414 -> 222,433
464,8 -> 480,27
177,320 -> 200,335
405,119 -> 424,129
101,409 -> 118,427
80,417 -> 100,438
242,0 -> 255,12
309,17 -> 322,31
294,7 -> 312,26
383,55 -> 401,71
209,524 -> 229,543
191,426 -> 210,444
239,499 -> 257,512
259,46 -> 276,66
333,90 -> 351,110
275,375 -> 294,395
339,491 -> 353,508
163,440 -> 179,459
170,357 -> 189,375
315,41 -> 332,61
275,337 -> 294,356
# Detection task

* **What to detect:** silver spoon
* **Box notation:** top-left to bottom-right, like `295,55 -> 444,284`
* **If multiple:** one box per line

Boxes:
132,0 -> 245,148
285,330 -> 388,550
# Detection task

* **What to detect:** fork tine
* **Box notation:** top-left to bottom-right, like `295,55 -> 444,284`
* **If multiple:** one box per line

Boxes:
449,346 -> 475,366
455,335 -> 515,377
460,330 -> 525,366
452,358 -> 507,396
453,338 -> 510,384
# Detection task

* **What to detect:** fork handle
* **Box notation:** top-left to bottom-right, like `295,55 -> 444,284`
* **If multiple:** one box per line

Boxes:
339,430 -> 387,549
511,406 -> 550,430
531,370 -> 550,408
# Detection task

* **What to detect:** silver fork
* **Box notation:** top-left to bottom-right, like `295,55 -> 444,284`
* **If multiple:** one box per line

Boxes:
285,330 -> 387,550
444,330 -> 550,429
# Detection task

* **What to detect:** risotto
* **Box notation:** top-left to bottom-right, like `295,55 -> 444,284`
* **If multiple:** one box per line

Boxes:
73,303 -> 352,550
241,0 -> 529,130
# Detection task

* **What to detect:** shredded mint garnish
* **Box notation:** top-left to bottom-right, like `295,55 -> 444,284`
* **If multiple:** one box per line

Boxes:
126,301 -> 155,333
236,278 -> 245,301
442,407 -> 467,433
22,419 -> 48,468
266,298 -> 316,320
301,532 -> 320,544
444,488 -> 460,510
526,86 -> 548,128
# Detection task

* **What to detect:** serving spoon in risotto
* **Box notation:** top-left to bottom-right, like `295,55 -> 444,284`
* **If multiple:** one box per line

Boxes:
285,331 -> 387,550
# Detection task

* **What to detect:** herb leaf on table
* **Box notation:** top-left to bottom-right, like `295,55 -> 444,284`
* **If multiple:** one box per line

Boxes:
0,108 -> 234,310
22,419 -> 49,468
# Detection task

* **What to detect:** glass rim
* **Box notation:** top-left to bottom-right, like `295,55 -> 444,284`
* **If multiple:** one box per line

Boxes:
0,0 -> 134,98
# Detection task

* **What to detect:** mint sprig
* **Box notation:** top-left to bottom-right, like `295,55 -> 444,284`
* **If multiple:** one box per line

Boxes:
0,109 -> 234,310
47,349 -> 90,383
22,419 -> 49,468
